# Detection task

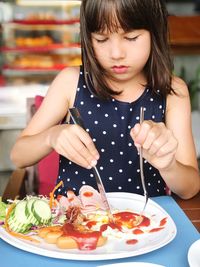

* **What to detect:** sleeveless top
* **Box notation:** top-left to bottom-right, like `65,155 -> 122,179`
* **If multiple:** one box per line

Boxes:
55,66 -> 167,197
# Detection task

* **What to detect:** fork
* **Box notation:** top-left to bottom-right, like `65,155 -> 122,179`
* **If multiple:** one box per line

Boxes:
139,106 -> 149,216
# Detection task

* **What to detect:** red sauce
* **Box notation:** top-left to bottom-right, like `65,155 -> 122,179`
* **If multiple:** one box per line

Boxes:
100,222 -> 122,232
133,228 -> 144,235
83,191 -> 93,197
149,227 -> 164,233
138,216 -> 150,227
126,239 -> 138,245
114,211 -> 139,228
159,217 -> 167,227
62,211 -> 166,250
62,223 -> 101,250
86,221 -> 97,229
113,211 -> 150,229
114,211 -> 138,222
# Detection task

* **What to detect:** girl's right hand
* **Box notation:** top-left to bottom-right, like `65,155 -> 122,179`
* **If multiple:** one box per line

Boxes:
48,124 -> 100,169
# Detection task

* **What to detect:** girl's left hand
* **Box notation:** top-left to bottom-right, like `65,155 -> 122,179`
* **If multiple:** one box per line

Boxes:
130,121 -> 178,171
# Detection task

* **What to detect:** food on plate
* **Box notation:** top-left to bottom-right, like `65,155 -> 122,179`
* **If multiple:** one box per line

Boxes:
0,198 -> 7,222
57,185 -> 107,213
6,197 -> 51,233
38,224 -> 107,250
1,184 -> 168,251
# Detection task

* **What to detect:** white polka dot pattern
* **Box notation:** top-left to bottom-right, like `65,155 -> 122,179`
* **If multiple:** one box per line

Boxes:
56,66 -> 167,197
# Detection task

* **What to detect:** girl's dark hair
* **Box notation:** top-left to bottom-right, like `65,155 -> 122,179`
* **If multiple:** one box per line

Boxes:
80,0 -> 174,99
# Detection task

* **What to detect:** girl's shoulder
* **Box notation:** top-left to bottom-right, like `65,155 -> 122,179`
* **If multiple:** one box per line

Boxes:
53,66 -> 80,87
48,66 -> 81,104
166,75 -> 190,113
59,65 -> 80,75
171,75 -> 189,97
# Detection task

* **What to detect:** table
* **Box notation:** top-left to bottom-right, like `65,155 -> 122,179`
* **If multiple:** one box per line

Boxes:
0,196 -> 199,267
174,191 -> 200,232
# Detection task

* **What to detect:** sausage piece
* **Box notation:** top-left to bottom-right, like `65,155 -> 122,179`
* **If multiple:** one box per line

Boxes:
57,235 -> 107,249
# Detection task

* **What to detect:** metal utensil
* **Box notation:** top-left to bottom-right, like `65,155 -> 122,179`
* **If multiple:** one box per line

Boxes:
69,107 -> 114,222
139,106 -> 148,215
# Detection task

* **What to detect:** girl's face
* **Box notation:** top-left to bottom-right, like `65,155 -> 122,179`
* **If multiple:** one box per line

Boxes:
91,28 -> 151,84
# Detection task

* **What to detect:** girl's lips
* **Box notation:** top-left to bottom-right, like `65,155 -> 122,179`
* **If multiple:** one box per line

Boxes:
112,66 -> 128,74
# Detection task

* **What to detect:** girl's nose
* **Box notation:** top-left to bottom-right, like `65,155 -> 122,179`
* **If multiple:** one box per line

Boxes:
110,40 -> 125,60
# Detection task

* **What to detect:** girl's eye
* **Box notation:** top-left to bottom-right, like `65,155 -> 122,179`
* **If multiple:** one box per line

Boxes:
125,36 -> 139,41
95,38 -> 108,43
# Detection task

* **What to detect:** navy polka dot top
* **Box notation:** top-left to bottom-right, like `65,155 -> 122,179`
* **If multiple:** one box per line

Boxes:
55,66 -> 167,197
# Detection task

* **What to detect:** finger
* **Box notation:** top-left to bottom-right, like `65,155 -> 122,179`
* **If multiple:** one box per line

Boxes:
59,141 -> 94,169
142,122 -> 166,150
130,123 -> 140,138
130,123 -> 141,147
143,129 -> 161,151
78,130 -> 100,160
133,121 -> 154,145
156,137 -> 178,157
69,125 -> 99,160
145,127 -> 169,154
68,134 -> 98,168
74,141 -> 98,167
56,125 -> 98,168
147,134 -> 168,155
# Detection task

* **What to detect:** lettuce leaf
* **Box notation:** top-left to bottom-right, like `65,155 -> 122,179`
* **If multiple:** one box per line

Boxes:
0,197 -> 8,221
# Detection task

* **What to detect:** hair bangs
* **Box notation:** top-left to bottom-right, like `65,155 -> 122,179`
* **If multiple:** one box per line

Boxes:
85,0 -> 150,34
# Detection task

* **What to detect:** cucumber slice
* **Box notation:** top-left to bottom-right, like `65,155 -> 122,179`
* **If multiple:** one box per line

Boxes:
14,200 -> 30,224
31,199 -> 51,225
8,220 -> 30,233
25,198 -> 40,226
8,200 -> 32,233
7,197 -> 52,233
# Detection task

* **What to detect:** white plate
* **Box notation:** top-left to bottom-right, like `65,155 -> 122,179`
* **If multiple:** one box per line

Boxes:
98,262 -> 165,267
0,193 -> 176,261
188,239 -> 200,267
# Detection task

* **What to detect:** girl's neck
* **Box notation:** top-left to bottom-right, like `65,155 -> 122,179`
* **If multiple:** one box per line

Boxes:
113,85 -> 146,103
109,73 -> 147,103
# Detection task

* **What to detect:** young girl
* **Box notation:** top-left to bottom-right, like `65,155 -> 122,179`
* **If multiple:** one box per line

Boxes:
10,0 -> 199,199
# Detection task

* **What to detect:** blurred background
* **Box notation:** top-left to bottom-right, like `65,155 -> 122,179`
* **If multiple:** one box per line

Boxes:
0,0 -> 200,196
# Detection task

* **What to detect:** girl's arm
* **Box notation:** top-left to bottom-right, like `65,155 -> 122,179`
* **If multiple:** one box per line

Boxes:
10,67 -> 99,169
161,77 -> 200,199
130,76 -> 200,199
